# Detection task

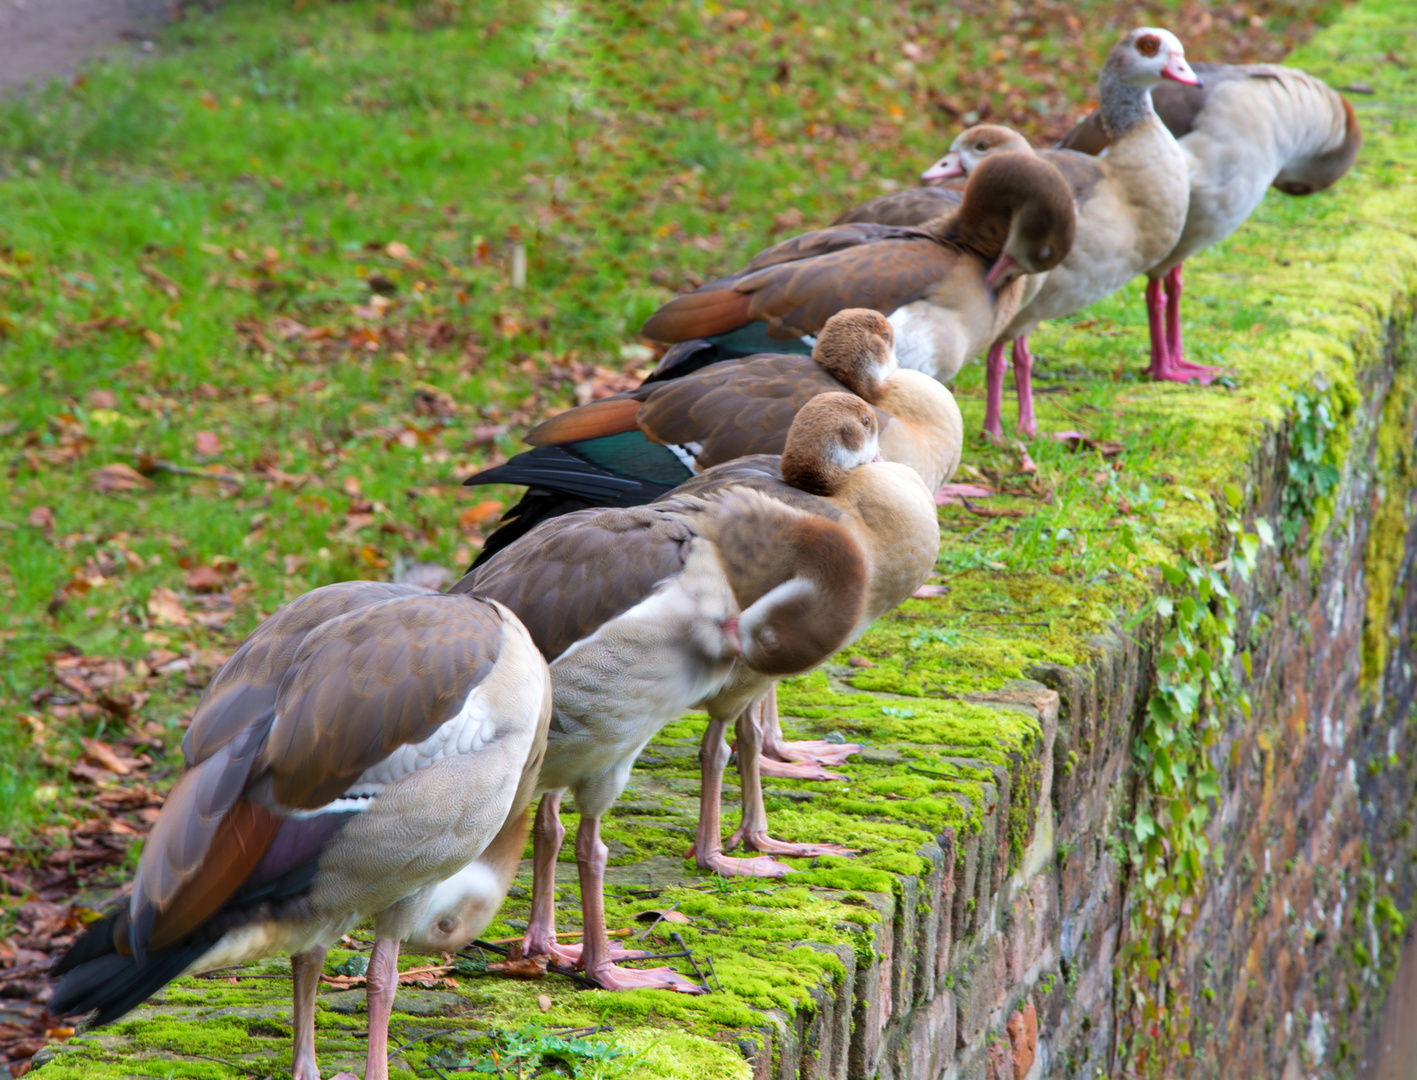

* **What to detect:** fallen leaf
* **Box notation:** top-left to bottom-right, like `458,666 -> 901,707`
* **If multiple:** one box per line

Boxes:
847,656 -> 879,668
634,908 -> 691,924
27,506 -> 54,532
458,500 -> 504,530
79,739 -> 131,776
386,240 -> 411,260
184,565 -> 225,592
194,431 -> 221,456
538,993 -> 552,1012
959,498 -> 1029,519
487,954 -> 549,979
92,463 -> 151,494
146,587 -> 191,626
86,389 -> 118,410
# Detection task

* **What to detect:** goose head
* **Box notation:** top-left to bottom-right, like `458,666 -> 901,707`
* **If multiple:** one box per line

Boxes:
952,152 -> 1077,290
811,309 -> 898,402
1106,28 -> 1200,90
780,391 -> 881,497
921,124 -> 1031,182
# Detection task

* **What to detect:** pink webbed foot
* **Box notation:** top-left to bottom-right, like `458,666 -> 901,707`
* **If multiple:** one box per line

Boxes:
1151,360 -> 1227,385
773,738 -> 861,766
523,937 -> 650,966
757,756 -> 847,781
687,842 -> 797,878
585,962 -> 706,994
726,826 -> 854,860
328,1073 -> 360,1080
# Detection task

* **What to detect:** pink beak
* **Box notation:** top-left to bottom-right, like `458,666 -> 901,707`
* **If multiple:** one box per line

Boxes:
921,152 -> 964,181
722,617 -> 742,656
1162,53 -> 1201,86
984,253 -> 1022,291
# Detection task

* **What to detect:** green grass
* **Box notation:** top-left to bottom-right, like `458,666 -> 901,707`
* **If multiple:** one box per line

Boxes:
5,0 -> 1417,1073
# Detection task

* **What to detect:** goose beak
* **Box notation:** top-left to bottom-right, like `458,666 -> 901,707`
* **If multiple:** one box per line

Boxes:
1162,54 -> 1201,86
721,617 -> 742,656
984,253 -> 1022,292
921,152 -> 963,181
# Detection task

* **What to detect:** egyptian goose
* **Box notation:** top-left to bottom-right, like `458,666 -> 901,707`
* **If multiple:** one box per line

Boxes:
640,152 -> 1076,391
447,396 -> 878,984
829,123 -> 1119,438
679,391 -> 940,872
49,581 -> 552,1080
1058,62 -> 1360,381
465,308 -> 963,562
935,27 -> 1198,437
830,125 -> 1030,228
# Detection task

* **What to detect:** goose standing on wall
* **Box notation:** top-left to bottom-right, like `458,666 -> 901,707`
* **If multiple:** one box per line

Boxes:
829,123 -> 1111,437
1058,61 -> 1361,381
464,308 -> 963,560
671,386 -> 939,872
969,28 -> 1201,437
49,582 -> 552,1080
447,396 -> 881,983
639,153 -> 1076,400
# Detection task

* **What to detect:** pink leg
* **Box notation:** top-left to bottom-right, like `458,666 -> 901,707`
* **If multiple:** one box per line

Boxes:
522,792 -> 580,964
1013,335 -> 1037,437
727,705 -> 854,858
577,814 -> 704,992
1165,265 -> 1184,365
362,938 -> 400,1080
758,685 -> 858,774
1147,269 -> 1226,384
693,711 -> 795,878
981,339 -> 1008,444
1163,264 -> 1226,382
291,947 -> 328,1080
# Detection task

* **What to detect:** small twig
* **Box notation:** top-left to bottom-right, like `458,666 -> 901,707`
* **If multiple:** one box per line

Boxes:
669,932 -> 711,993
465,941 -> 600,989
907,765 -> 961,781
0,961 -> 54,981
149,459 -> 246,488
704,955 -> 723,993
390,1028 -> 458,1055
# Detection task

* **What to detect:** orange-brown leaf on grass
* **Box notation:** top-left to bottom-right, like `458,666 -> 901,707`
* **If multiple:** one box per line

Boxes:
342,475 -> 362,497
146,586 -> 191,626
79,738 -> 132,777
137,262 -> 181,300
458,501 -> 503,531
27,507 -> 54,533
958,498 -> 1029,519
385,241 -> 411,260
634,908 -> 691,924
92,463 -> 151,494
183,565 -> 225,593
194,431 -> 221,456
86,389 -> 118,410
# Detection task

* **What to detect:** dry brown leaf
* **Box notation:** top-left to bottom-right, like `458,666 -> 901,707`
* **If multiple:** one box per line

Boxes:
634,908 -> 691,924
184,565 -> 225,593
458,500 -> 504,531
194,431 -> 221,456
79,739 -> 130,776
27,507 -> 54,532
92,463 -> 151,494
146,587 -> 190,626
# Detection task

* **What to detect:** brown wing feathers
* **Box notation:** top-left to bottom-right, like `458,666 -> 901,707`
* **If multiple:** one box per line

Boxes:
132,590 -> 508,959
524,396 -> 643,447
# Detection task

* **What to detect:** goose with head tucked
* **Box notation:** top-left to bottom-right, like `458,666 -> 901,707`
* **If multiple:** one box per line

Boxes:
49,581 -> 552,1080
446,396 -> 883,983
1058,60 -> 1360,382
463,308 -> 962,563
639,152 -> 1075,396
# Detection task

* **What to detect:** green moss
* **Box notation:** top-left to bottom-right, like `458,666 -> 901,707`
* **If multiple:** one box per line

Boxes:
1361,360 -> 1417,692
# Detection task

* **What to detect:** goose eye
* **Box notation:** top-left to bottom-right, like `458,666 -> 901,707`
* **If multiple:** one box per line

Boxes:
1136,34 -> 1160,57
974,142 -> 988,151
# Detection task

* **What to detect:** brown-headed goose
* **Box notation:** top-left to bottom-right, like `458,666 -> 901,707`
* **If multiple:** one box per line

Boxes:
639,153 -> 1075,394
828,123 -> 1117,438
49,581 -> 552,1080
830,125 -> 1031,228
680,391 -> 940,869
446,396 -> 879,984
463,308 -> 963,565
1058,62 -> 1360,381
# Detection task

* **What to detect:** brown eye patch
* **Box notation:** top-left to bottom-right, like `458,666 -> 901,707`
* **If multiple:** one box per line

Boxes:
1136,34 -> 1160,57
